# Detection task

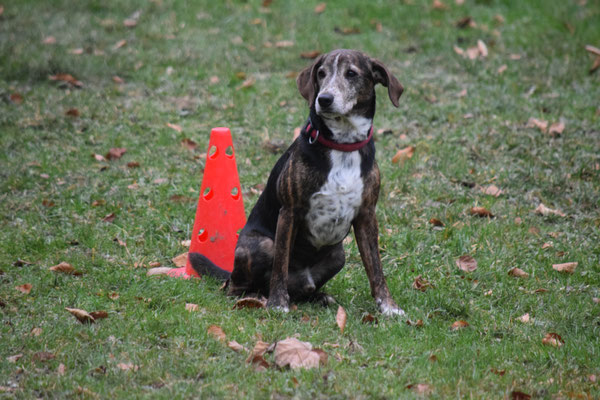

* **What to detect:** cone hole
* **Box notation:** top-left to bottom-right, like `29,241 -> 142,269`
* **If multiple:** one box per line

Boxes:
231,186 -> 240,200
203,187 -> 213,201
225,146 -> 234,158
198,228 -> 208,242
208,145 -> 218,159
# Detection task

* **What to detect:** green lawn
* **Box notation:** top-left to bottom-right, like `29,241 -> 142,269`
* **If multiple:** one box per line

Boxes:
1,0 -> 599,398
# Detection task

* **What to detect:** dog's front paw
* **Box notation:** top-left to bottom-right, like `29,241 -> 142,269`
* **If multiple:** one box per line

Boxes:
376,298 -> 406,317
267,294 -> 290,313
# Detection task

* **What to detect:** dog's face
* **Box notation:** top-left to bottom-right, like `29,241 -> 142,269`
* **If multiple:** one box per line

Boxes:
297,49 -> 403,119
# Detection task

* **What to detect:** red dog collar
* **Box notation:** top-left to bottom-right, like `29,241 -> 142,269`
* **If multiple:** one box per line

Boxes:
306,123 -> 374,152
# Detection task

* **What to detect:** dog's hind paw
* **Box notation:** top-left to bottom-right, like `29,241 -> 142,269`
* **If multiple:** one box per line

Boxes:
377,298 -> 406,317
267,295 -> 290,313
309,292 -> 337,307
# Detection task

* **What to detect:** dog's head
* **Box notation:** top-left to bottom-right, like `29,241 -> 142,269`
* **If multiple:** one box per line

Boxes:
297,49 -> 403,119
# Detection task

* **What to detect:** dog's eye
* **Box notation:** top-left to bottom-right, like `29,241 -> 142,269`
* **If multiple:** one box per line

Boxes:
317,70 -> 326,79
345,69 -> 357,78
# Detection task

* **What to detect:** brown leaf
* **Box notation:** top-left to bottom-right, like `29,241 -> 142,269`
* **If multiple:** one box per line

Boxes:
108,292 -> 119,300
334,26 -> 360,35
508,267 -> 529,278
275,40 -> 294,48
456,16 -> 475,29
480,184 -> 504,197
105,147 -> 127,160
406,319 -> 424,327
112,39 -> 127,50
429,218 -> 445,227
361,313 -> 378,324
227,340 -> 246,353
207,325 -> 226,341
7,354 -> 23,363
432,0 -> 447,9
93,153 -> 106,162
146,267 -> 173,276
336,305 -> 347,334
248,355 -> 270,372
49,261 -> 82,276
185,303 -> 199,312
451,320 -> 469,330
497,64 -> 508,74
300,50 -> 321,59
526,117 -> 548,133
112,75 -> 124,84
10,92 -> 23,104
412,275 -> 434,291
233,297 -> 267,310
116,362 -> 139,371
43,36 -> 57,44
511,390 -> 531,400
542,332 -> 564,347
65,307 -> 95,324
552,262 -> 577,274
15,283 -> 32,294
102,212 -> 116,223
30,327 -> 43,336
123,18 -> 137,27
89,311 -> 108,320
274,337 -> 325,369
314,2 -> 326,13
406,383 -> 433,395
477,40 -> 488,57
391,146 -> 415,164
169,195 -> 193,203
167,123 -> 182,133
548,121 -> 565,136
181,138 -> 197,150
247,341 -> 271,361
33,352 -> 55,362
456,255 -> 477,272
57,363 -> 66,376
517,313 -> 530,323
126,161 -> 140,168
534,203 -> 566,217
237,77 -> 256,90
172,252 -> 188,268
470,206 -> 494,218
49,73 -> 83,88
65,108 -> 80,117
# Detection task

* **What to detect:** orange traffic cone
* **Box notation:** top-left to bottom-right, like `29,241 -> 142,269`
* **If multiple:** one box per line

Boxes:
168,127 -> 246,278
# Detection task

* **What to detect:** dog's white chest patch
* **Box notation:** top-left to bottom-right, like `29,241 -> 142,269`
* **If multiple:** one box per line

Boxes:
306,151 -> 364,248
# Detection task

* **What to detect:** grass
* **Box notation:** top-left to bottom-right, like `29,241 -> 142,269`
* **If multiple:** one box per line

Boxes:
1,0 -> 599,398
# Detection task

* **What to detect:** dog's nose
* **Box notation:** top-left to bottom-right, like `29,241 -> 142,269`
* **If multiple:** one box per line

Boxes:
317,93 -> 334,108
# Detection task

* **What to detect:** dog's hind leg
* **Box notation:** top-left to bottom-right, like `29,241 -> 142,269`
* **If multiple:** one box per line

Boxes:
227,233 -> 274,297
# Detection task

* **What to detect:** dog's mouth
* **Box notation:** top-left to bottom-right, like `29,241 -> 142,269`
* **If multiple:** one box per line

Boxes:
316,111 -> 343,121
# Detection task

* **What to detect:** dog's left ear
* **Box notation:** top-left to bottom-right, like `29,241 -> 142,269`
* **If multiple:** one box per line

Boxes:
371,58 -> 403,108
297,55 -> 324,106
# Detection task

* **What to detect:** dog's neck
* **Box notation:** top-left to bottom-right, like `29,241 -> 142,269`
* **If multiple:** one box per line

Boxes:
308,108 -> 373,144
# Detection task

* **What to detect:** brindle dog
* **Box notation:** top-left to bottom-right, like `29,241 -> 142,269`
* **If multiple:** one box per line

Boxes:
190,49 -> 405,315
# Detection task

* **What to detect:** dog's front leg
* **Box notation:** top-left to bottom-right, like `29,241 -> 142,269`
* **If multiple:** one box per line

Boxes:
353,208 -> 405,317
267,206 -> 296,312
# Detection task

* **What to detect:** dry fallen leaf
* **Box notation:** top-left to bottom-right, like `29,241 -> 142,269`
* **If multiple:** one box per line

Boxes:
65,108 -> 80,117
248,355 -> 270,371
274,337 -> 325,370
451,320 -> 469,330
429,218 -> 445,227
106,147 -> 127,160
275,40 -> 294,48
233,297 -> 267,310
185,303 -> 199,312
406,383 -> 433,395
227,340 -> 246,353
248,341 -> 271,361
542,332 -> 564,347
511,390 -> 532,400
526,117 -> 548,133
237,77 -> 256,90
477,39 -> 488,57
392,146 -> 415,164
314,3 -> 326,13
33,352 -> 55,362
456,255 -> 477,272
116,362 -> 139,371
480,184 -> 504,197
15,283 -> 33,294
181,138 -> 197,150
361,313 -> 378,324
517,313 -> 530,323
167,122 -> 182,133
57,363 -> 66,376
65,307 -> 95,324
146,267 -> 174,276
336,305 -> 347,334
112,39 -> 127,50
172,252 -> 188,268
432,0 -> 447,10
30,327 -> 43,336
534,203 -> 566,217
548,121 -> 565,136
497,64 -> 508,74
90,311 -> 108,320
49,261 -> 82,276
585,44 -> 600,74
7,354 -> 23,363
49,73 -> 83,88
300,50 -> 321,59
508,267 -> 529,278
10,92 -> 23,104
102,213 -> 116,223
412,275 -> 434,291
470,207 -> 494,218
207,325 -> 226,341
552,262 -> 577,274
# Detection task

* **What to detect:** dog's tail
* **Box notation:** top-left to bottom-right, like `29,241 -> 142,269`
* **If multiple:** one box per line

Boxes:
188,252 -> 231,281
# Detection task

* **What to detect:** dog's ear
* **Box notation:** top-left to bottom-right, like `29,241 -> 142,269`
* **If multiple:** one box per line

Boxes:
370,58 -> 403,108
297,55 -> 324,106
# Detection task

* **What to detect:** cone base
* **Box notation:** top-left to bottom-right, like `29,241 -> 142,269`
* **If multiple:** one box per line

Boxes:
166,267 -> 196,279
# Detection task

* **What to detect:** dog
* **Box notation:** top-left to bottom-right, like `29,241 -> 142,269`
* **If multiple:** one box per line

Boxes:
190,49 -> 405,315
